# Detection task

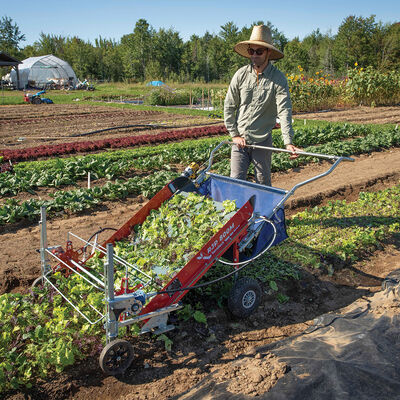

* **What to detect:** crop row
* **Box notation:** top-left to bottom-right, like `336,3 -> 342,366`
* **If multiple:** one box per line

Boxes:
0,171 -> 176,225
0,125 -> 228,162
0,137 -> 223,197
273,184 -> 400,268
213,126 -> 400,176
1,183 -> 399,393
0,124 -> 389,197
1,126 -> 400,225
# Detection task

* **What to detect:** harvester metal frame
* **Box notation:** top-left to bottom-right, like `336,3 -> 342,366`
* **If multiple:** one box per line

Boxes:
36,141 -> 353,375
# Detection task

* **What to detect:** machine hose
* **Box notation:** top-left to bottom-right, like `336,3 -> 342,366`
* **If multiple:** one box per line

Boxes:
70,121 -> 223,137
84,227 -> 118,251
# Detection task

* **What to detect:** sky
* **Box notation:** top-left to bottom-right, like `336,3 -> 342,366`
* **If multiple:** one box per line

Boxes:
1,0 -> 399,46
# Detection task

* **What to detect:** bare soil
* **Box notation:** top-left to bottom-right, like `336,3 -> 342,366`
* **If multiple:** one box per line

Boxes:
2,104 -> 400,400
294,105 -> 400,125
0,104 -> 218,149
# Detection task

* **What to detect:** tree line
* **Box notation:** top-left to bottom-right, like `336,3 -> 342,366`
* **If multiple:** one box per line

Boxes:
1,15 -> 399,83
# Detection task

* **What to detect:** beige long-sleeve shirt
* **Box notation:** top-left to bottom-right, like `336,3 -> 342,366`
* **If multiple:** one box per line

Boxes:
224,63 -> 294,145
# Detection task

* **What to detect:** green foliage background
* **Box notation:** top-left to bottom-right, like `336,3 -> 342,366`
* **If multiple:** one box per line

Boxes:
1,15 -> 400,83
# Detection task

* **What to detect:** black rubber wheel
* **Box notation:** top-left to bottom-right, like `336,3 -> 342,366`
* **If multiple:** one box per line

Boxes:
228,277 -> 262,318
31,97 -> 42,104
99,339 -> 134,375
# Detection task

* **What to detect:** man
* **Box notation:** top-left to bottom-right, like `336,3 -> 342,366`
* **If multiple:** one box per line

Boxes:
224,24 -> 301,186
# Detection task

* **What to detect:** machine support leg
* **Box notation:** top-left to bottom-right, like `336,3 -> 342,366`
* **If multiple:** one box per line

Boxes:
105,243 -> 118,344
39,206 -> 50,283
232,241 -> 241,282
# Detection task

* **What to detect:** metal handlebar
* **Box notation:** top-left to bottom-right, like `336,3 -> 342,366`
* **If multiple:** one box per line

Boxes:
240,143 -> 355,215
243,143 -> 354,162
195,140 -> 355,217
198,140 -> 354,179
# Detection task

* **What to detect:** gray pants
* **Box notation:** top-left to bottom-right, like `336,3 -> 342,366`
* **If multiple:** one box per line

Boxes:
230,136 -> 273,186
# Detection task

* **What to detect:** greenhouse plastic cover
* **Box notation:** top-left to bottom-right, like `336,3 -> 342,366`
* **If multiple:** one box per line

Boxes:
10,54 -> 77,88
178,269 -> 400,399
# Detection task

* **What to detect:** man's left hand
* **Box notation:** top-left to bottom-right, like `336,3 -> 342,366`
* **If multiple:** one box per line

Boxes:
286,144 -> 302,159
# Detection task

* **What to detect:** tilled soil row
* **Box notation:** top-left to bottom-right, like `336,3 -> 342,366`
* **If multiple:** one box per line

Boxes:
1,110 -> 163,125
0,106 -> 215,149
0,104 -> 163,121
295,105 -> 400,125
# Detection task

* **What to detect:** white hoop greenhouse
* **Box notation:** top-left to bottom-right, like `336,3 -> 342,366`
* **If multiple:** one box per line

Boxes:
10,54 -> 78,89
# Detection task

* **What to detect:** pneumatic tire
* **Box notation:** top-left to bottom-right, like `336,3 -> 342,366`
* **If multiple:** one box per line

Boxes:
228,277 -> 262,318
31,97 -> 42,104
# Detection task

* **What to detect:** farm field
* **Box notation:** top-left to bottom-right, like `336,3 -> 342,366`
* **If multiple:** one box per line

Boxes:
296,105 -> 400,125
0,104 -> 217,149
1,104 -> 400,399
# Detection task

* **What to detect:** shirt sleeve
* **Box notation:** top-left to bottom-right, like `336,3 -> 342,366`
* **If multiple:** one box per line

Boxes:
224,71 -> 241,138
275,78 -> 294,146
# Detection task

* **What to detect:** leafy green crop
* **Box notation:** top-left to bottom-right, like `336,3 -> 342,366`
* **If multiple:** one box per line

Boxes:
0,191 -> 236,392
2,122 -> 394,198
0,171 -> 177,225
273,184 -> 400,266
0,288 -> 103,393
1,184 -> 399,393
87,192 -> 237,292
2,123 -> 399,228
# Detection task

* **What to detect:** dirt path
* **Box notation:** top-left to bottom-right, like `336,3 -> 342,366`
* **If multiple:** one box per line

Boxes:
294,105 -> 400,125
0,104 -> 217,148
3,105 -> 400,399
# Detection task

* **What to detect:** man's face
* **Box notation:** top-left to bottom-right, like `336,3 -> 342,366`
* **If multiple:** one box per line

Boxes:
248,45 -> 269,67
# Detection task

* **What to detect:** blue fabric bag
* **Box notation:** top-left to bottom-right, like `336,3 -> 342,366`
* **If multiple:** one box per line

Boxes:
198,174 -> 288,261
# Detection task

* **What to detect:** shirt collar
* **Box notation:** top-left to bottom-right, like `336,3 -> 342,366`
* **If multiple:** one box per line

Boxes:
259,62 -> 273,76
248,62 -> 273,77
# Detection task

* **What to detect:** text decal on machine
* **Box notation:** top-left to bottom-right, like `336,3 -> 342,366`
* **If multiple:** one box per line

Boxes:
207,222 -> 236,255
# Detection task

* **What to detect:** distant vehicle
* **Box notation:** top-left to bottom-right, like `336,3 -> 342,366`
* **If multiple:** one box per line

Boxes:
73,79 -> 95,91
23,90 -> 54,104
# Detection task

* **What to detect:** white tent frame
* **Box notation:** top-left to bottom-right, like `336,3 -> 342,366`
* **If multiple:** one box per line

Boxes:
10,54 -> 78,89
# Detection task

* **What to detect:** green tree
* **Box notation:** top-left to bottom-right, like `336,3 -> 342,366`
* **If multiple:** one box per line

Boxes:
375,22 -> 400,70
201,33 -> 225,82
20,44 -> 37,59
181,34 -> 203,81
218,21 -> 245,80
182,32 -> 222,82
0,15 -> 25,56
94,36 -> 123,81
33,33 -> 67,58
333,15 -> 380,72
279,38 -> 310,73
64,37 -> 97,80
318,32 -> 336,75
301,29 -> 324,72
264,20 -> 288,52
151,28 -> 183,81
121,19 -> 154,81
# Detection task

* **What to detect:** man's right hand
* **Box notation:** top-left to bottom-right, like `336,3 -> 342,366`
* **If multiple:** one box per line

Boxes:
232,136 -> 246,148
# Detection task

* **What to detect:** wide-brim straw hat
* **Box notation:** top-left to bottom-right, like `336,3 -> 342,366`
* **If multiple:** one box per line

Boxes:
234,25 -> 284,60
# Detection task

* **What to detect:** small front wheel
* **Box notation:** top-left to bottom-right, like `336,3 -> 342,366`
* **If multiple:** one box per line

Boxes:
99,339 -> 134,375
228,277 -> 262,318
